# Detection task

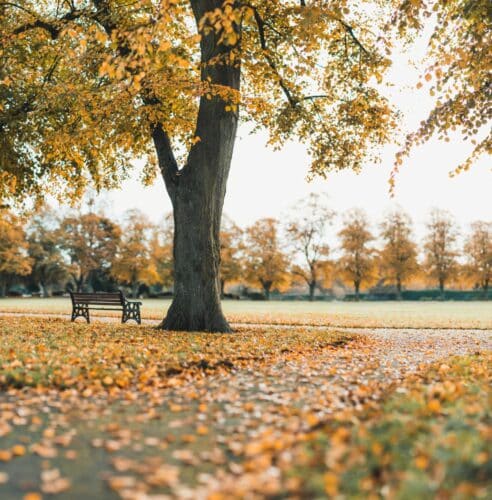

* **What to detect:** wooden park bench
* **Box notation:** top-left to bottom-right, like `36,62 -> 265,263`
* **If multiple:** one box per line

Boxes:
69,291 -> 142,324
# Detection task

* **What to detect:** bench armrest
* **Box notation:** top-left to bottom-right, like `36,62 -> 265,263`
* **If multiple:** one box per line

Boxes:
126,300 -> 142,305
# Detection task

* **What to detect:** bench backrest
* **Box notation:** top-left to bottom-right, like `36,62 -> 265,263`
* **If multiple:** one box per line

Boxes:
70,291 -> 125,305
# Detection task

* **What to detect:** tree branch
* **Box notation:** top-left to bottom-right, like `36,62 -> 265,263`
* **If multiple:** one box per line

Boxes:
336,19 -> 370,56
151,124 -> 179,200
247,4 -> 297,107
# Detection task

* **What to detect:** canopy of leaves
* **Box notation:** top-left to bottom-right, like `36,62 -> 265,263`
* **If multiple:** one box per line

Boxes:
393,0 -> 491,182
0,209 -> 32,290
0,0 -> 399,204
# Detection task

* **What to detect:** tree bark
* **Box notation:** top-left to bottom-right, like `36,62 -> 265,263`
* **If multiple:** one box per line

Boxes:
161,181 -> 231,331
39,280 -> 49,298
396,276 -> 402,300
131,281 -> 139,299
156,0 -> 240,332
308,281 -> 316,301
439,278 -> 445,298
354,280 -> 360,301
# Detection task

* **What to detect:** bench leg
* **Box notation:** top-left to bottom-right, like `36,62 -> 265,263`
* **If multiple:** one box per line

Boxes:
72,305 -> 90,323
122,303 -> 141,325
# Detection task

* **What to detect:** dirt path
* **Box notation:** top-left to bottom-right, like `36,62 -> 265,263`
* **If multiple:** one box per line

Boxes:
0,321 -> 490,499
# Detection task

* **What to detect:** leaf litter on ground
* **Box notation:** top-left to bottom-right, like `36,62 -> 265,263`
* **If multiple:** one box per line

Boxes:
0,316 -> 490,499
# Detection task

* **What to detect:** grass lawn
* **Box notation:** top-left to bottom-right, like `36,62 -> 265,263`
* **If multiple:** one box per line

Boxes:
1,297 -> 491,329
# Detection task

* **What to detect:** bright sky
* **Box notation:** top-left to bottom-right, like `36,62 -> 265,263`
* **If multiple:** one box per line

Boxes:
100,23 -> 490,244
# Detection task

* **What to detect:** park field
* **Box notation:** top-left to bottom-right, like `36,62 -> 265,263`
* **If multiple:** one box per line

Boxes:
0,297 -> 491,329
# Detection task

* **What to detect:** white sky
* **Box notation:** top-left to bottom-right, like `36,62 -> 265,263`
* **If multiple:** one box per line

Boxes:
97,25 -> 490,245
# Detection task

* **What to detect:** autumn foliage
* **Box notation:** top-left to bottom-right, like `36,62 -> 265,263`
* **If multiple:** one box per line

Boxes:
0,203 -> 491,299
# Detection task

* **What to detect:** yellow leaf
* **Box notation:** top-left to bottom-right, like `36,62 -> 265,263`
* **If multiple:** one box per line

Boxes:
11,444 -> 26,456
427,399 -> 441,413
324,471 -> 339,496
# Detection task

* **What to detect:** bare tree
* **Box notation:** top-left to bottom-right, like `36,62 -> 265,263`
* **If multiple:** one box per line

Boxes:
285,193 -> 335,301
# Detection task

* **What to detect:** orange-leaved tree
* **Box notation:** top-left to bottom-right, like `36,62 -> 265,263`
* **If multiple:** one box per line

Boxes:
27,206 -> 70,297
338,208 -> 375,299
111,209 -> 161,298
379,209 -> 418,299
422,208 -> 459,297
0,209 -> 32,296
148,215 -> 174,293
244,218 -> 289,300
0,0 -> 399,331
464,221 -> 491,297
59,212 -> 121,292
220,216 -> 244,298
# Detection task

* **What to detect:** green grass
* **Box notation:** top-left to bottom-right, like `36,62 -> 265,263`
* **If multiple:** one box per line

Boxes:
1,297 -> 491,328
290,353 -> 492,498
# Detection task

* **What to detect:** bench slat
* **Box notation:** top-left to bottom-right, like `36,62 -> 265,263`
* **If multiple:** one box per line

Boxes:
73,298 -> 122,302
71,292 -> 123,305
72,292 -> 121,299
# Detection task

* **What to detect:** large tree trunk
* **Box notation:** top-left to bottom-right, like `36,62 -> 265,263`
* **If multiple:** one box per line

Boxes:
161,180 -> 231,331
155,0 -> 240,332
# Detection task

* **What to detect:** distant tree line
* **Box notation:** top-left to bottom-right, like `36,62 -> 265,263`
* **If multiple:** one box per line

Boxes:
0,195 -> 490,300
